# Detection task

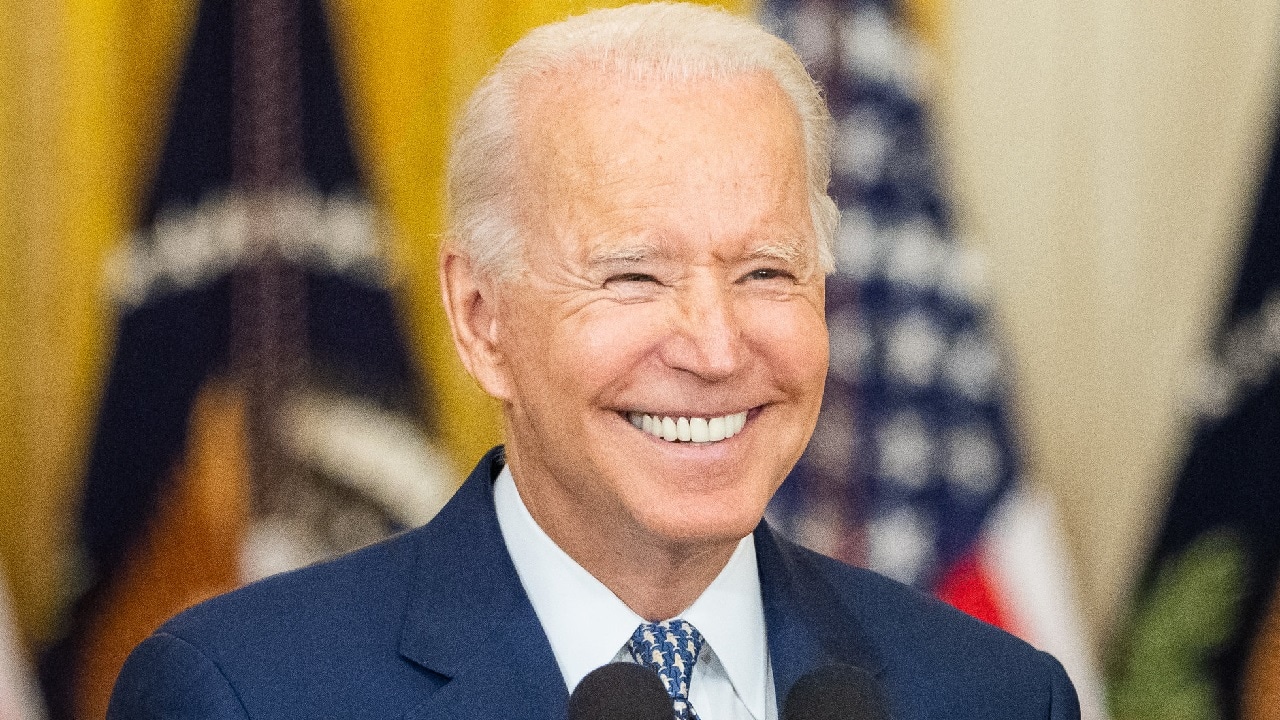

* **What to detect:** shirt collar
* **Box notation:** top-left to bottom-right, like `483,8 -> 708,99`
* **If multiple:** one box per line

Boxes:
494,465 -> 643,691
493,465 -> 769,719
683,534 -> 770,719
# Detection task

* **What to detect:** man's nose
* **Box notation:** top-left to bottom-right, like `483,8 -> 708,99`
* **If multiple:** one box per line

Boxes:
660,278 -> 743,381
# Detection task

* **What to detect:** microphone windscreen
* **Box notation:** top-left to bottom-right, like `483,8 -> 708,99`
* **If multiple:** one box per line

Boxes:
567,662 -> 672,720
781,663 -> 891,720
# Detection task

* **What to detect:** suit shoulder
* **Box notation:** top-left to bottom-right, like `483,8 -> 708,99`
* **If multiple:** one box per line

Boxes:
784,544 -> 1079,716
117,527 -> 442,718
788,543 -> 1053,667
160,526 -> 422,657
110,631 -> 250,720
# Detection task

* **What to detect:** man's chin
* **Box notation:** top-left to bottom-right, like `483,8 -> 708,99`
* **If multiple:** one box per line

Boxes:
625,491 -> 769,549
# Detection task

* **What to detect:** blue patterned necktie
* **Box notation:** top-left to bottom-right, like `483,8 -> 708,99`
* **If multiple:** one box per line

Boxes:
627,619 -> 706,720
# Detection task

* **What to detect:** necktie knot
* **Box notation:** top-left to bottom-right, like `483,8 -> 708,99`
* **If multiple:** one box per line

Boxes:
628,619 -> 705,720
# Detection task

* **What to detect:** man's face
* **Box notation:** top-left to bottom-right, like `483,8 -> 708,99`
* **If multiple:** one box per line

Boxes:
487,67 -> 828,556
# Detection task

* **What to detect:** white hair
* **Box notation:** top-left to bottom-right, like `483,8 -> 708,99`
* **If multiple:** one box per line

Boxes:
446,2 -> 838,280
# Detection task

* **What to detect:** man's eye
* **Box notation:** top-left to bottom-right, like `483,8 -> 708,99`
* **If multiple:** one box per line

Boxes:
607,273 -> 659,285
743,268 -> 793,282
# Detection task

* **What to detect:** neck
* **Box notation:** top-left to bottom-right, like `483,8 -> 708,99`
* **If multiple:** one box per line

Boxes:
513,473 -> 741,622
575,533 -> 739,622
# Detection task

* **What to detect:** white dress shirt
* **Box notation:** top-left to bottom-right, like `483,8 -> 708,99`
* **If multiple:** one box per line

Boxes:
494,465 -> 777,720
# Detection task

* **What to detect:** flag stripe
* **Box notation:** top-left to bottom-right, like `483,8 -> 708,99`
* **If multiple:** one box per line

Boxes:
936,550 -> 1013,632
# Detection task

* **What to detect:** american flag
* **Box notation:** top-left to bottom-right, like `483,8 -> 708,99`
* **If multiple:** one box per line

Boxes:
762,1 -> 1106,716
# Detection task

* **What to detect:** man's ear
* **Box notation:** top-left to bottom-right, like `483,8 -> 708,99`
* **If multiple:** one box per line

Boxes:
440,248 -> 512,400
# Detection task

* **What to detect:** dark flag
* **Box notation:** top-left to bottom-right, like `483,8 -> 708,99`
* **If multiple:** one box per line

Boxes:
39,0 -> 454,717
761,0 -> 1105,715
1109,111 -> 1280,720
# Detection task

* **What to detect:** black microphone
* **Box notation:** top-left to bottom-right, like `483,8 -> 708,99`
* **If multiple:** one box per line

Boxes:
567,662 -> 672,720
781,664 -> 891,720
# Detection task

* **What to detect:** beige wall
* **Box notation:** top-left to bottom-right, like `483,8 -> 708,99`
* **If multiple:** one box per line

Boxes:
932,0 -> 1280,647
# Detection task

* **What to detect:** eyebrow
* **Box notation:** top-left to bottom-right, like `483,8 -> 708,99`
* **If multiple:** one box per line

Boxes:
744,239 -> 807,265
584,237 -> 812,267
586,241 -> 663,267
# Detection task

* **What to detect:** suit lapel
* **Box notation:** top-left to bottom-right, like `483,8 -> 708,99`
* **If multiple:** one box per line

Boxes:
398,447 -> 568,720
755,523 -> 884,704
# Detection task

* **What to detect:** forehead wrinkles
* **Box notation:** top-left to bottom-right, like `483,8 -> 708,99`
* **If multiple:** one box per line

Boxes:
512,66 -> 810,257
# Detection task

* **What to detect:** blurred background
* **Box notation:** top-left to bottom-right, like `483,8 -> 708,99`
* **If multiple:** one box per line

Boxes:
0,0 -> 1277,718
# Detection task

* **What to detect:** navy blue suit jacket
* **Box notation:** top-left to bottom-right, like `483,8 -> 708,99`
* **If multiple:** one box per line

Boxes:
109,447 -> 1080,719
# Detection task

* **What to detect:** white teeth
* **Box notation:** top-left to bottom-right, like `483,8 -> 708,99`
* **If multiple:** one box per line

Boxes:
662,416 -> 678,441
689,417 -> 709,442
629,410 -> 749,444
676,417 -> 691,441
707,416 -> 725,442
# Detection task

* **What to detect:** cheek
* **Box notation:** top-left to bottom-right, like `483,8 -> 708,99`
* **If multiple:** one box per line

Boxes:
509,302 -> 667,396
496,302 -> 566,401
745,302 -> 829,388
564,306 -> 668,372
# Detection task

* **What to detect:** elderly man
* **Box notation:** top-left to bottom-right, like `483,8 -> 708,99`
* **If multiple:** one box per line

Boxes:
109,4 -> 1079,719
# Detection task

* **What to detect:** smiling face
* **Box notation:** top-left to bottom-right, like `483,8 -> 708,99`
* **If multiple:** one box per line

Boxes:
450,66 -> 828,565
